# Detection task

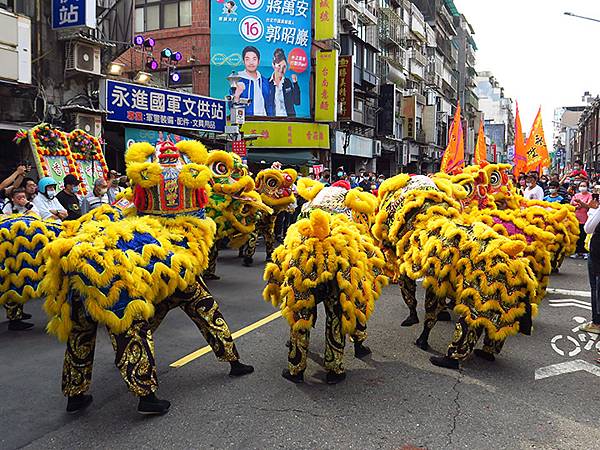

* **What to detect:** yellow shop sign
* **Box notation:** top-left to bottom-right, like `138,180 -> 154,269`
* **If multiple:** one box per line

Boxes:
241,121 -> 330,149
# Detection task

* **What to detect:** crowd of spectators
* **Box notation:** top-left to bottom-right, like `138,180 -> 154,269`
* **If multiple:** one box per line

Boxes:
0,165 -> 126,223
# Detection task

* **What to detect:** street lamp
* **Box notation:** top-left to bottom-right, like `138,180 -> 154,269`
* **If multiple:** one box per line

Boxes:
226,71 -> 241,89
564,11 -> 600,23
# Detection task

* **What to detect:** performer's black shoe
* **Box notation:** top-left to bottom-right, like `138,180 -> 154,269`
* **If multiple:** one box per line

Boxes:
229,360 -> 254,377
21,312 -> 32,320
474,349 -> 496,362
66,394 -> 93,414
281,369 -> 304,383
8,320 -> 33,331
285,339 -> 291,348
137,392 -> 170,415
415,336 -> 429,350
551,267 -> 559,274
430,355 -> 459,370
242,257 -> 253,267
265,257 -> 273,263
354,342 -> 372,359
326,371 -> 346,384
401,314 -> 419,327
437,310 -> 452,322
203,273 -> 220,280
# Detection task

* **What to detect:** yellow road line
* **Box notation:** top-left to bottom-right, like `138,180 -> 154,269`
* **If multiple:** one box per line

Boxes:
170,310 -> 282,368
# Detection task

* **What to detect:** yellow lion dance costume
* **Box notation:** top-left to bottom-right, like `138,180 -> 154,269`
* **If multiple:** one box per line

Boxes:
374,174 -> 538,369
240,166 -> 298,266
264,178 -> 388,384
42,140 -> 254,416
203,150 -> 272,278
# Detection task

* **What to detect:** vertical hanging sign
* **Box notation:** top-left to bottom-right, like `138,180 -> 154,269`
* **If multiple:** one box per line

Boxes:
337,55 -> 353,120
314,0 -> 337,40
315,49 -> 338,122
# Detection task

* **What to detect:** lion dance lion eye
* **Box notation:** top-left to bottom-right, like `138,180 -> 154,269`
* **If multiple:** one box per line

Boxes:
490,171 -> 501,187
211,161 -> 228,176
266,178 -> 278,188
463,183 -> 474,196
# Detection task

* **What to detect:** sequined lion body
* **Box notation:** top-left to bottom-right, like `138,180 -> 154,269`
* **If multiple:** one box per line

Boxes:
205,150 -> 271,248
42,140 -> 216,341
264,179 -> 388,335
374,174 -> 538,346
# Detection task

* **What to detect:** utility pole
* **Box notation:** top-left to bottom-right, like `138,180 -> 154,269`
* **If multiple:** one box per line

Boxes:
564,12 -> 600,24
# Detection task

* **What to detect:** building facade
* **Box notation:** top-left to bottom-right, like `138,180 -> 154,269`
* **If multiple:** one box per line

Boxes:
554,105 -> 585,172
0,0 -> 486,180
474,70 -> 514,163
573,97 -> 600,173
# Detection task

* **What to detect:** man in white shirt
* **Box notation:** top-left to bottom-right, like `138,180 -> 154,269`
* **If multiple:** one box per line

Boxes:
81,177 -> 109,214
523,174 -> 544,200
233,46 -> 270,116
2,187 -> 40,216
32,177 -> 68,221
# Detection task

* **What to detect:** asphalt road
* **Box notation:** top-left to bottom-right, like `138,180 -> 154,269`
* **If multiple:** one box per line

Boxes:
1,247 -> 599,450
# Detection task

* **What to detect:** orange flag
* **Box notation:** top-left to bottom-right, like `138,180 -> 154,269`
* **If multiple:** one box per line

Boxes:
513,102 -> 527,176
474,119 -> 487,165
524,107 -> 550,172
440,102 -> 465,174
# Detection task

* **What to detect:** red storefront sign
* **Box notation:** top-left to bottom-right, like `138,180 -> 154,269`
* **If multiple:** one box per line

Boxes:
231,140 -> 247,157
337,55 -> 353,121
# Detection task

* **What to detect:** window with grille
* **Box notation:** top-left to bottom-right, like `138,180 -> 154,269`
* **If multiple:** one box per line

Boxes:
135,0 -> 192,32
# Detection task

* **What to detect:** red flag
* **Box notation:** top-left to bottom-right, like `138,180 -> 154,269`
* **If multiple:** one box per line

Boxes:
440,102 -> 465,174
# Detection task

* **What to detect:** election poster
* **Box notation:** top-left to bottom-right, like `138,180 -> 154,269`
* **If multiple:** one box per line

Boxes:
210,0 -> 312,119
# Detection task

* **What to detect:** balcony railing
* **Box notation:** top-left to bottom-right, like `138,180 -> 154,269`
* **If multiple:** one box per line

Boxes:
353,103 -> 377,128
341,0 -> 361,14
410,48 -> 427,66
379,7 -> 405,47
465,89 -> 479,109
365,24 -> 378,48
425,70 -> 442,88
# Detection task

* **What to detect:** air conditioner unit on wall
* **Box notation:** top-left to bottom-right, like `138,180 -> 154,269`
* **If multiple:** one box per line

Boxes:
65,41 -> 101,75
374,140 -> 382,157
342,8 -> 359,31
75,113 -> 102,137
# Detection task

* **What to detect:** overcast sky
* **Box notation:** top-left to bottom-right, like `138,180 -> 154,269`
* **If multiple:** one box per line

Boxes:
454,0 -> 600,151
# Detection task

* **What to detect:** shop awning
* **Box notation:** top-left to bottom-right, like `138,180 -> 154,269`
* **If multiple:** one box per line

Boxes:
246,149 -> 318,166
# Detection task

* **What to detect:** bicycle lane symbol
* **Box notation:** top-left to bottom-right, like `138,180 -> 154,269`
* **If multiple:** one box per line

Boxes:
550,316 -> 600,357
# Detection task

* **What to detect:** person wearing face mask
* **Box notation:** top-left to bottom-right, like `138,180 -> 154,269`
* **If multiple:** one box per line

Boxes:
32,177 -> 68,221
81,177 -> 110,215
543,181 -> 564,203
569,160 -> 589,179
571,181 -> 593,258
334,167 -> 346,182
57,174 -> 83,220
523,174 -> 544,200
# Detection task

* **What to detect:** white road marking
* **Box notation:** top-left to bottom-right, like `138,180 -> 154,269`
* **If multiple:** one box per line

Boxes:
548,298 -> 591,310
535,360 -> 600,380
547,288 -> 591,298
